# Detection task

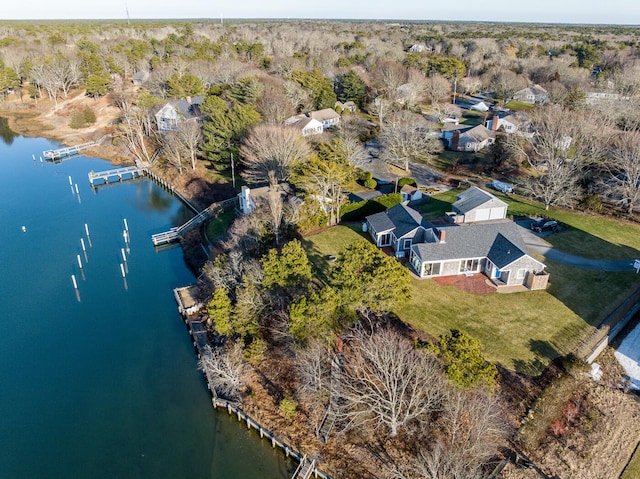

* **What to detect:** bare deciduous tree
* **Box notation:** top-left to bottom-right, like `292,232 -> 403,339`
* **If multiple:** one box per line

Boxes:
121,107 -> 157,165
240,125 -> 311,187
524,106 -> 608,209
379,112 -> 440,171
423,73 -> 451,107
198,342 -> 248,401
608,130 -> 640,215
336,329 -> 445,437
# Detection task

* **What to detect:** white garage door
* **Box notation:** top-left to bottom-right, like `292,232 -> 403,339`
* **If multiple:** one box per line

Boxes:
489,206 -> 506,220
474,208 -> 490,221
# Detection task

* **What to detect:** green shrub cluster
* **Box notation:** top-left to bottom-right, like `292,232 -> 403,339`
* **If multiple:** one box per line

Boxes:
397,177 -> 417,189
69,106 -> 97,129
340,193 -> 402,221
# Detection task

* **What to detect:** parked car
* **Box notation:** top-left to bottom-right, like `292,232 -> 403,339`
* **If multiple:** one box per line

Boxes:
490,179 -> 514,193
531,219 -> 558,232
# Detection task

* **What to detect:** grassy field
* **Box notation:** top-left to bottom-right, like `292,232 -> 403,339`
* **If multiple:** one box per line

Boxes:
301,193 -> 640,374
621,446 -> 640,479
204,209 -> 236,243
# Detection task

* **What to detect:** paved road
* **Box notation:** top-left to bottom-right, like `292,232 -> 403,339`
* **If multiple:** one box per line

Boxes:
515,219 -> 637,272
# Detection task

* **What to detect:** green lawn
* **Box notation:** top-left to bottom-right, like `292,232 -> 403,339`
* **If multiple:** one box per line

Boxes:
301,196 -> 640,375
621,446 -> 640,479
504,100 -> 535,111
204,209 -> 236,243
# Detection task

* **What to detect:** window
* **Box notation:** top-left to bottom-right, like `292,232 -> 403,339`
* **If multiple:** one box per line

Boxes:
379,233 -> 392,247
403,239 -> 412,250
424,262 -> 441,277
516,268 -> 527,279
459,258 -> 479,273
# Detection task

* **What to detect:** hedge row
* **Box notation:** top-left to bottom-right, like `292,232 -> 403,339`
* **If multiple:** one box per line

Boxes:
339,193 -> 403,221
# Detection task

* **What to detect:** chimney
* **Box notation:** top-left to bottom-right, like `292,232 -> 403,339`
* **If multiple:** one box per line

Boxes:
439,229 -> 446,243
451,130 -> 460,151
491,115 -> 499,131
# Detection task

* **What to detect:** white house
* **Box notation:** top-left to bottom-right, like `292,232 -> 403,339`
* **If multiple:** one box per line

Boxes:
400,185 -> 423,203
513,84 -> 547,104
286,108 -> 340,133
486,114 -> 518,134
286,117 -> 324,136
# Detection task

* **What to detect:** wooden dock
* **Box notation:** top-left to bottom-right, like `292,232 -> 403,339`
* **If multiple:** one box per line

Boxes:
43,141 -> 100,160
151,197 -> 237,246
292,455 -> 316,479
88,166 -> 147,187
175,297 -> 333,479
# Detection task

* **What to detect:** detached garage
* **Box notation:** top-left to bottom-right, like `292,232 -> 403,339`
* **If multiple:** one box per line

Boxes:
451,187 -> 508,223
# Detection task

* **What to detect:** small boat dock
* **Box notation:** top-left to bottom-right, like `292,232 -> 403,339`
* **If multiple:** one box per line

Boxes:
43,141 -> 100,161
151,197 -> 237,246
88,166 -> 147,187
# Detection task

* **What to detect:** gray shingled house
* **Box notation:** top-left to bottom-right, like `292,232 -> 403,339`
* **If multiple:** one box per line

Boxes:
154,95 -> 205,132
364,189 -> 548,290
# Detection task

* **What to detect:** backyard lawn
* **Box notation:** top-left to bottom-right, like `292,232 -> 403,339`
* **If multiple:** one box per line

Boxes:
301,192 -> 640,374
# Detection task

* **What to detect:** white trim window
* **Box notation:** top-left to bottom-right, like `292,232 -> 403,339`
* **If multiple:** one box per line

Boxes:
459,258 -> 479,273
423,262 -> 441,277
379,232 -> 392,247
516,268 -> 527,279
403,238 -> 412,250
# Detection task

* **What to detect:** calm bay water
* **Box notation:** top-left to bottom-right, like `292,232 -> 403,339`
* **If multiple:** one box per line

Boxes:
0,126 -> 293,478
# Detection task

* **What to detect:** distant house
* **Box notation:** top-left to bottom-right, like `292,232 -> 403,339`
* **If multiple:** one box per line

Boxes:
364,189 -> 548,290
285,108 -> 340,135
448,186 -> 508,223
131,70 -> 150,85
485,114 -> 518,134
400,185 -> 423,203
585,91 -> 626,105
441,124 -> 495,152
286,117 -> 324,136
309,108 -> 340,128
155,96 -> 205,132
335,101 -> 357,113
513,84 -> 547,104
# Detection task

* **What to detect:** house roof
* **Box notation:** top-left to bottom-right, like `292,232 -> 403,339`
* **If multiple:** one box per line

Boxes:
400,184 -> 419,194
460,125 -> 495,143
173,96 -> 205,117
309,108 -> 340,122
486,233 -> 526,268
366,203 -> 427,238
452,186 -> 507,214
412,220 -> 541,268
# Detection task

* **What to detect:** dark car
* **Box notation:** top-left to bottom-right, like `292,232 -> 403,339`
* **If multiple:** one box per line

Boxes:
531,219 -> 558,232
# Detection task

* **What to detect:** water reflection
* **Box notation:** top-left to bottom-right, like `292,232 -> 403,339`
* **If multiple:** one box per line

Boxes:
0,117 -> 19,145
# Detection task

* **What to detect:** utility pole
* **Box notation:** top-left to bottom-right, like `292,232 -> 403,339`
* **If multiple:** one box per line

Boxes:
231,152 -> 236,189
453,78 -> 457,104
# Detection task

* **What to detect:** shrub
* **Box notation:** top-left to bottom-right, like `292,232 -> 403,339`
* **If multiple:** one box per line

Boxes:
243,338 -> 267,366
339,193 -> 402,221
279,397 -> 298,422
69,106 -> 97,129
364,178 -> 377,189
397,177 -> 417,189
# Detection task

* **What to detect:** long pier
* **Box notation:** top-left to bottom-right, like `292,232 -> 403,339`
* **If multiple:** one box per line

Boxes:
174,295 -> 333,479
88,166 -> 146,187
43,141 -> 100,160
151,197 -> 237,246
